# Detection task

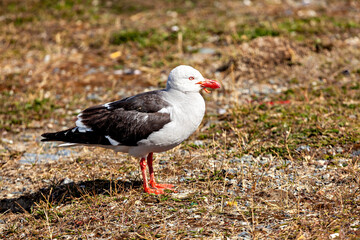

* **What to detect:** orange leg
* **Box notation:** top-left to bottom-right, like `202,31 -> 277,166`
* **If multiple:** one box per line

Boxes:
147,152 -> 176,192
140,157 -> 164,194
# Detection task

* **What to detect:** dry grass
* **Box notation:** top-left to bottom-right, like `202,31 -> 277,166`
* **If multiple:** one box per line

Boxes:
1,0 -> 360,239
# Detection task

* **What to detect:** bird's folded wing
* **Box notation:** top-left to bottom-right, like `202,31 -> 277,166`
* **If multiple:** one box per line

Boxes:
42,91 -> 172,146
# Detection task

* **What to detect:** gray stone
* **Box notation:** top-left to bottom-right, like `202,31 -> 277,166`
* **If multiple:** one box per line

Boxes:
296,145 -> 310,152
56,149 -> 77,156
229,158 -> 241,163
352,150 -> 360,157
114,69 -> 123,75
19,153 -> 60,164
199,48 -> 216,55
86,93 -> 101,100
238,231 -> 251,239
240,155 -> 253,163
85,68 -> 97,75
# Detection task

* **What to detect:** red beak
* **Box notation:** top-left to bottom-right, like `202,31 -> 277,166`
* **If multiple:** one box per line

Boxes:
197,79 -> 221,93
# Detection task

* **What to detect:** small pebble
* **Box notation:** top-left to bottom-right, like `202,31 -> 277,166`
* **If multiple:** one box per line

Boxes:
173,191 -> 192,199
296,145 -> 310,152
114,70 -> 123,75
238,231 -> 251,239
85,68 -> 97,75
193,140 -> 204,146
329,233 -> 339,239
243,0 -> 252,6
11,191 -> 23,195
336,147 -> 344,153
241,155 -> 253,162
322,173 -> 330,180
86,93 -> 101,100
1,138 -> 13,144
229,158 -> 241,163
52,67 -> 60,73
171,25 -> 179,32
352,150 -> 360,157
338,158 -> 349,167
316,160 -> 327,166
44,54 -> 51,63
218,108 -> 226,114
62,178 -> 73,185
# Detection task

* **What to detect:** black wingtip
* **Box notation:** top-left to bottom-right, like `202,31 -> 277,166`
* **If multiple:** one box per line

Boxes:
41,132 -> 54,141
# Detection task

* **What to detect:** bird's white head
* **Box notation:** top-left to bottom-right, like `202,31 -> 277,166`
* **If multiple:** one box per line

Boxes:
166,65 -> 220,93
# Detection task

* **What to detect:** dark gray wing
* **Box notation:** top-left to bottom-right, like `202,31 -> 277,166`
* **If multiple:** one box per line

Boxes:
42,90 -> 171,146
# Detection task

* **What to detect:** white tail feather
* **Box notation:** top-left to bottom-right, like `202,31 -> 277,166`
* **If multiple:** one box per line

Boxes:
58,143 -> 78,147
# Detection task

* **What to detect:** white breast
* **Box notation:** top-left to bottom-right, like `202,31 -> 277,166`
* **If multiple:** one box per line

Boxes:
129,89 -> 205,157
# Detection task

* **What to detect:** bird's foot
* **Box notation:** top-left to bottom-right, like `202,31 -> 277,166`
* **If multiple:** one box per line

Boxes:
151,183 -> 175,189
149,180 -> 177,192
144,187 -> 165,195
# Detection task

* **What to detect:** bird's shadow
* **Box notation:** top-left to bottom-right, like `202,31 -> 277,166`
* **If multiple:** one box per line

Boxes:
0,179 -> 142,213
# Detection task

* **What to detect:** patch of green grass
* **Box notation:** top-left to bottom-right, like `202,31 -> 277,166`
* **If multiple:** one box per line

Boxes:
331,18 -> 360,29
236,25 -> 280,41
232,16 -> 360,43
13,16 -> 35,26
110,23 -> 212,48
0,95 -> 59,131
110,30 -> 150,45
1,0 -> 98,23
94,0 -> 157,14
279,17 -> 325,34
182,24 -> 211,44
110,29 -> 177,48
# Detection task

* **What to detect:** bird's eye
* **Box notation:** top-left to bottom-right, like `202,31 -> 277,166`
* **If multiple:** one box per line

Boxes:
189,76 -> 195,80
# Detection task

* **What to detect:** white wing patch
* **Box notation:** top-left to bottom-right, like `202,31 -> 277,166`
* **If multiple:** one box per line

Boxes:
75,113 -> 93,132
105,135 -> 120,145
103,102 -> 112,109
158,107 -> 170,114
